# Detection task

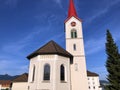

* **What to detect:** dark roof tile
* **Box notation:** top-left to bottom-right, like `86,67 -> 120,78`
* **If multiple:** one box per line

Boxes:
87,71 -> 99,76
27,40 -> 73,59
12,73 -> 28,82
0,80 -> 11,85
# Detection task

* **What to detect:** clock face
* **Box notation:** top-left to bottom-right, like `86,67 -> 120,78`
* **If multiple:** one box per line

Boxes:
71,22 -> 76,27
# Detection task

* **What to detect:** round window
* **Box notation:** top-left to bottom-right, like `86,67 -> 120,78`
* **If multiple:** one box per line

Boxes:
71,22 -> 76,27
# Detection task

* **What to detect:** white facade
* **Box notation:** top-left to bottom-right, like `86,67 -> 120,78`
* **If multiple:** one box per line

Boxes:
88,76 -> 102,90
0,84 -> 1,90
12,82 -> 28,90
28,55 -> 71,90
65,16 -> 88,90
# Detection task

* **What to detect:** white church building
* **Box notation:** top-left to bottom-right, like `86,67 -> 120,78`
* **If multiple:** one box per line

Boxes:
11,0 -> 102,90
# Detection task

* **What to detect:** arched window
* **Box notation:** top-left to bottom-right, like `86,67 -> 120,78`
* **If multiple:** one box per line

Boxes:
43,64 -> 50,80
71,29 -> 77,38
32,65 -> 35,82
60,65 -> 65,81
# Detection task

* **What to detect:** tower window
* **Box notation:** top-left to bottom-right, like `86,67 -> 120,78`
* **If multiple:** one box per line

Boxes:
73,44 -> 76,51
32,65 -> 35,82
43,64 -> 50,80
60,65 -> 65,81
71,29 -> 77,38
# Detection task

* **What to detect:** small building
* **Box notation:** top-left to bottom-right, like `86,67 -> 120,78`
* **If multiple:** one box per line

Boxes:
11,73 -> 28,90
0,80 -> 11,90
0,84 -> 1,90
87,71 -> 102,90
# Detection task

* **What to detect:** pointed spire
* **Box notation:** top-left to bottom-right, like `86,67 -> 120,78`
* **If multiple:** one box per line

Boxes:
65,0 -> 82,22
68,0 -> 77,18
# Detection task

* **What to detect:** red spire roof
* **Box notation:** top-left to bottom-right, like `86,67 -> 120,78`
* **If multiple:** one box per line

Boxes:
65,0 -> 82,22
68,0 -> 77,18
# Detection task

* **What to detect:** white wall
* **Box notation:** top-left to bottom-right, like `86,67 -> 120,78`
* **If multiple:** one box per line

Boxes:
28,54 -> 71,90
12,82 -> 28,90
0,85 -> 10,90
88,76 -> 102,90
65,16 -> 88,90
0,84 -> 1,90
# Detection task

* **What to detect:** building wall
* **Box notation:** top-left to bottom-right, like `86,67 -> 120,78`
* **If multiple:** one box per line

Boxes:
88,76 -> 102,90
65,16 -> 88,90
28,55 -> 71,90
12,82 -> 28,90
1,86 -> 10,90
0,84 -> 1,90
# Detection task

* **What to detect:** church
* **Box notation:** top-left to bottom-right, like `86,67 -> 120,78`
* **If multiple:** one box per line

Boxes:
11,0 -> 102,90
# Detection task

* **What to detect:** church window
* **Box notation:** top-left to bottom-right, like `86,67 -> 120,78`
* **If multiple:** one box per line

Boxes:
71,29 -> 77,38
32,65 -> 35,82
60,65 -> 65,81
89,86 -> 91,89
73,44 -> 76,51
43,64 -> 50,80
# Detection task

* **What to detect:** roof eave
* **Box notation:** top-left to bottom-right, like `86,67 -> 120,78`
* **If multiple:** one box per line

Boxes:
64,16 -> 82,23
27,53 -> 73,60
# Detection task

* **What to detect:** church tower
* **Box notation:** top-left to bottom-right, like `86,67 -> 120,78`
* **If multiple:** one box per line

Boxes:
65,0 -> 88,90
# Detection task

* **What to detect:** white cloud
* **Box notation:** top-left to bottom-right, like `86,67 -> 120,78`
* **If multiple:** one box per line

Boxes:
85,29 -> 120,55
53,0 -> 63,8
85,37 -> 105,55
90,66 -> 106,73
0,0 -> 20,8
0,59 -> 28,75
89,66 -> 107,80
2,29 -> 42,55
86,0 -> 120,24
113,30 -> 120,42
0,60 -> 10,69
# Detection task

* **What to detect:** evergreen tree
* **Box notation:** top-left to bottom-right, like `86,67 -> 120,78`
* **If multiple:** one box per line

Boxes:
105,30 -> 120,90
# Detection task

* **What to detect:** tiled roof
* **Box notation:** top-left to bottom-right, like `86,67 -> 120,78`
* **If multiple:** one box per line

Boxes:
0,80 -> 11,86
87,71 -> 99,76
27,40 -> 73,59
12,73 -> 28,82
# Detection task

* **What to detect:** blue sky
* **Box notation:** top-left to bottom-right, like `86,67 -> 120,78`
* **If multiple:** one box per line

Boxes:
0,0 -> 120,80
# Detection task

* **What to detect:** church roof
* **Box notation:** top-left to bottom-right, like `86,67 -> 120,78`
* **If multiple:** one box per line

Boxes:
27,40 -> 73,59
65,0 -> 82,22
0,80 -> 11,86
68,0 -> 77,18
87,71 -> 99,76
12,73 -> 28,82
